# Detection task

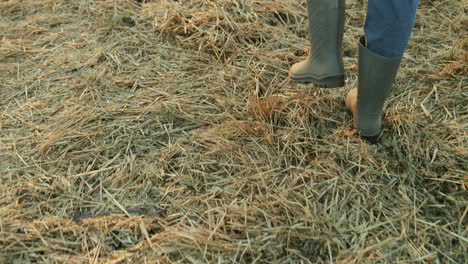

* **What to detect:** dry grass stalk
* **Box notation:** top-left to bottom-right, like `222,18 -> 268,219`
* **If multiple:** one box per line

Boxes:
0,0 -> 467,263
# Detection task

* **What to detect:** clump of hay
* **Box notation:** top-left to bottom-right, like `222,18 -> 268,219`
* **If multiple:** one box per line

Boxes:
1,0 -> 466,263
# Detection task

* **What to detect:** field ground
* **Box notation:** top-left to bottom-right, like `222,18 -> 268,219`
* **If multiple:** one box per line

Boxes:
1,0 -> 467,263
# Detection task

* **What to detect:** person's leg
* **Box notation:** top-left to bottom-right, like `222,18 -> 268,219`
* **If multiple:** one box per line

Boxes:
365,0 -> 419,58
346,0 -> 419,142
289,0 -> 346,88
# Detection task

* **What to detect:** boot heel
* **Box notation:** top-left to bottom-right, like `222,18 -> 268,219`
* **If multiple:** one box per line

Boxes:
361,133 -> 381,144
290,74 -> 345,88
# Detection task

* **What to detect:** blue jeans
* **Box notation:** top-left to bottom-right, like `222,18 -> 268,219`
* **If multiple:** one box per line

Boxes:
364,0 -> 419,58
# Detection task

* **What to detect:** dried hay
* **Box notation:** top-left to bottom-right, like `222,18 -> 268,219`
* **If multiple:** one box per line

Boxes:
0,0 -> 467,263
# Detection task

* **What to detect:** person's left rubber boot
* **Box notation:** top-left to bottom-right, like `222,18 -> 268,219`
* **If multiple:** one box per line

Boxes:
345,36 -> 402,143
289,0 -> 346,88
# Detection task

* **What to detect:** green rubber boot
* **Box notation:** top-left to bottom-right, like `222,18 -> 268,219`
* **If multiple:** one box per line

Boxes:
345,36 -> 402,143
289,0 -> 345,88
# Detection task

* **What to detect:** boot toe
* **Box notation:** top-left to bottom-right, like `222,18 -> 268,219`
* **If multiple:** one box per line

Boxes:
345,88 -> 357,113
289,60 -> 309,78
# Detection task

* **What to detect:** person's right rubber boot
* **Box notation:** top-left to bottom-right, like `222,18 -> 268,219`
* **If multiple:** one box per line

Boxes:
345,36 -> 402,143
289,0 -> 345,88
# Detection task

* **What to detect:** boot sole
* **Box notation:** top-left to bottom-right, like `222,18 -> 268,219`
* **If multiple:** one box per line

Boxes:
289,74 -> 345,88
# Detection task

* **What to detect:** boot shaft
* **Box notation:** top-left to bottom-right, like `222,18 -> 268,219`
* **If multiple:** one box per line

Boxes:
357,36 -> 402,115
306,0 -> 345,66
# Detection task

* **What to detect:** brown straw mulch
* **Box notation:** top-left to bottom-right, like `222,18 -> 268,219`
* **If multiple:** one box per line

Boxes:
1,0 -> 466,263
